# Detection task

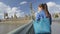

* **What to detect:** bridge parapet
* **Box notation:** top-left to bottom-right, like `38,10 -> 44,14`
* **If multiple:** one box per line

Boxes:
7,20 -> 34,34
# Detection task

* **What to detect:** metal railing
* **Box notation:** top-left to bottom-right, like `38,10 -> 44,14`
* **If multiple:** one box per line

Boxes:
7,20 -> 34,34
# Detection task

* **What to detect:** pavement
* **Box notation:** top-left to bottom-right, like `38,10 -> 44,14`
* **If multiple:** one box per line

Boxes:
52,22 -> 60,34
0,20 -> 60,34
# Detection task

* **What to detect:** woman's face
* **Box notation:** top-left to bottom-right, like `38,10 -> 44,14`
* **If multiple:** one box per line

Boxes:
38,7 -> 42,11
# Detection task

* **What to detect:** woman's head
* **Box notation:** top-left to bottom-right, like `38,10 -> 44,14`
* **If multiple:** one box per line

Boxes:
38,3 -> 51,17
38,4 -> 44,11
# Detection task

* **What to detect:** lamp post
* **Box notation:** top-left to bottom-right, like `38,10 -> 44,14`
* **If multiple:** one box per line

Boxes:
30,2 -> 35,20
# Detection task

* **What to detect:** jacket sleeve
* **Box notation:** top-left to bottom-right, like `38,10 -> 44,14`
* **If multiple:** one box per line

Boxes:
35,13 -> 41,21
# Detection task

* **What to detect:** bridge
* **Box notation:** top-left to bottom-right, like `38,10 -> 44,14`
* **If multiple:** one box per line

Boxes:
7,19 -> 60,34
7,20 -> 34,34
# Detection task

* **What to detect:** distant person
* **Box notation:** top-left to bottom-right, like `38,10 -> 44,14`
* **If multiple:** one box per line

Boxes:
33,3 -> 52,34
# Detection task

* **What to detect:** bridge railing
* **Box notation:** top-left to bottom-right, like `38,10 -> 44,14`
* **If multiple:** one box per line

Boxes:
7,20 -> 33,34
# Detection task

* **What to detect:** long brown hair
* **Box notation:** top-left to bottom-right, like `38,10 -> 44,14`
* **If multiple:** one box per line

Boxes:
44,3 -> 52,25
43,3 -> 51,18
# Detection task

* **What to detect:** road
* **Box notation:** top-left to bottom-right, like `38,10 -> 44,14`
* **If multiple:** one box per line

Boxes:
52,21 -> 60,34
0,21 -> 60,34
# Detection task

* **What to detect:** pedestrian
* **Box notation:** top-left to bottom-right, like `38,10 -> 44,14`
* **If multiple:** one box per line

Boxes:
33,3 -> 52,34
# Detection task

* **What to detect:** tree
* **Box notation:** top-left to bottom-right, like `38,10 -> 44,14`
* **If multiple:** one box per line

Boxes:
54,14 -> 59,18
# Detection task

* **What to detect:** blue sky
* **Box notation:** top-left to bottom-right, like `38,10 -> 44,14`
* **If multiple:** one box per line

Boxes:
0,0 -> 60,13
0,0 -> 60,19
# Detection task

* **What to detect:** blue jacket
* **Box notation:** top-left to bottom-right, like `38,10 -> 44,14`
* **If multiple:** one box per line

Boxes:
35,10 -> 52,25
35,10 -> 46,21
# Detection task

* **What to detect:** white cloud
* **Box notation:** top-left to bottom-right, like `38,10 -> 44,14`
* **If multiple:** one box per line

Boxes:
20,1 -> 27,5
47,2 -> 60,14
16,12 -> 25,17
47,2 -> 56,7
0,2 -> 25,19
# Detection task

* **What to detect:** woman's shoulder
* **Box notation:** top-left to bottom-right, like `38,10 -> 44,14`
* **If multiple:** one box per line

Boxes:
40,10 -> 45,13
40,10 -> 46,15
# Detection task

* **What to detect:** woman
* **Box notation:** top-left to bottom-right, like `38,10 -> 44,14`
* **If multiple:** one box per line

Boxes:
33,3 -> 52,34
